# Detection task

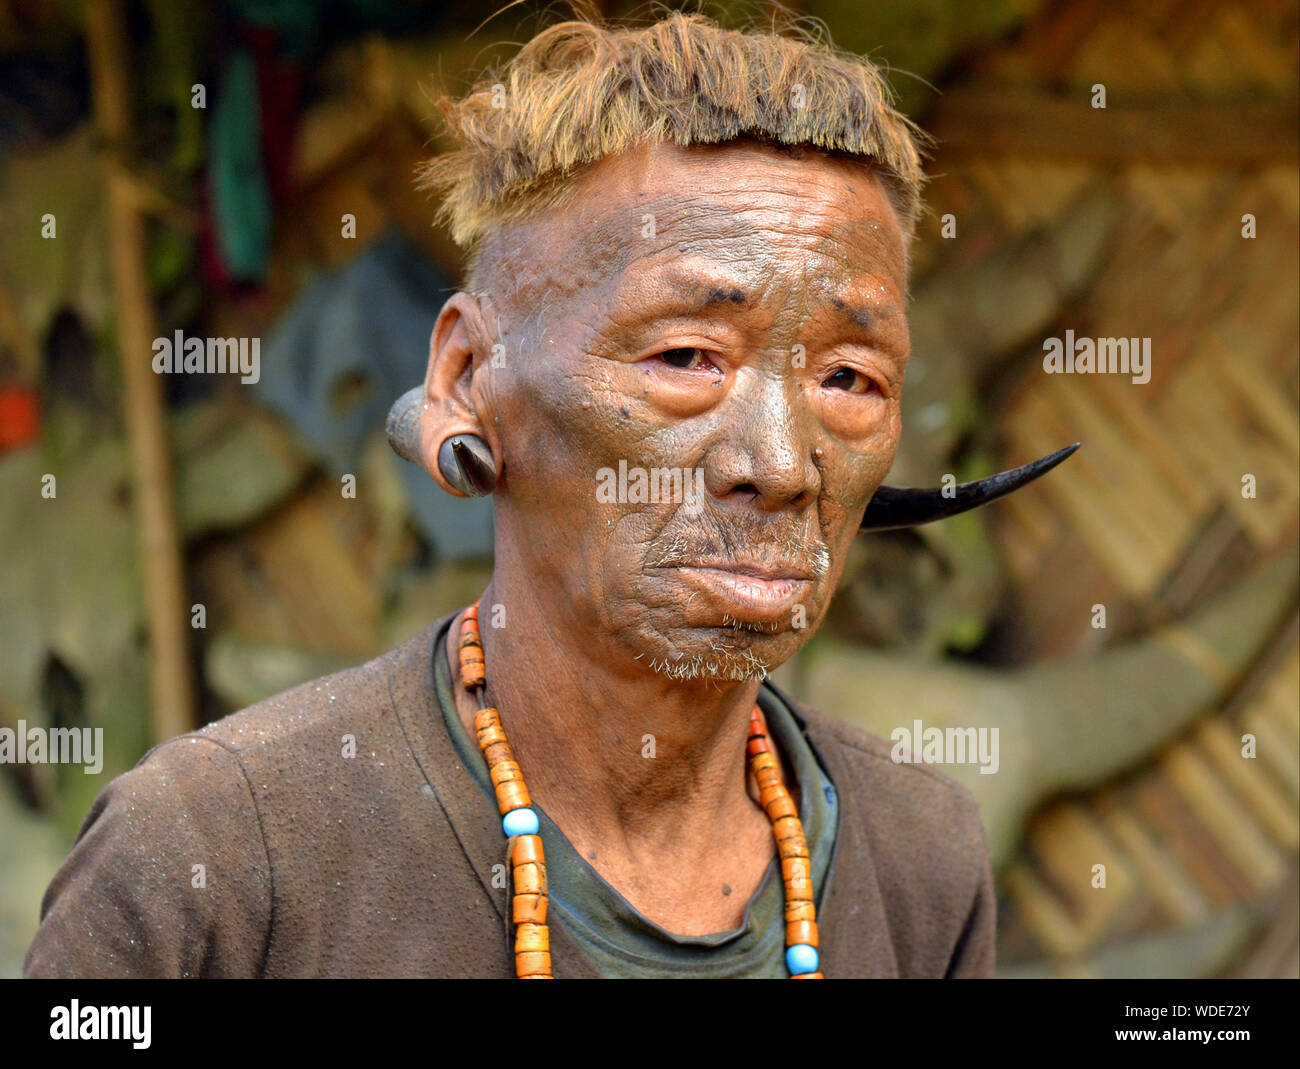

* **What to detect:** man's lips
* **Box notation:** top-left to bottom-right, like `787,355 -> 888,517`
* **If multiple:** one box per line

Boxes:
684,560 -> 816,581
654,560 -> 816,623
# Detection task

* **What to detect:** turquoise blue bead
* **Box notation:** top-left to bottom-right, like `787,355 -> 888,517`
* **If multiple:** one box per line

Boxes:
502,808 -> 539,836
786,944 -> 818,975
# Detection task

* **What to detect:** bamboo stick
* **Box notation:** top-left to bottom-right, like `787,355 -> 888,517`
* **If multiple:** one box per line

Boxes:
85,0 -> 195,741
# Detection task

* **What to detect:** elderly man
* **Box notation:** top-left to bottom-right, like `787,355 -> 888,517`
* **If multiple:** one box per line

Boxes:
27,12 -> 1072,978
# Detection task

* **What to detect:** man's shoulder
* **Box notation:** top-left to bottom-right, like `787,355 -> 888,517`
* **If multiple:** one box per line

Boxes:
789,695 -> 981,815
26,617 -> 485,978
781,693 -> 990,877
783,693 -> 996,976
67,623 -> 444,855
173,622 -> 443,772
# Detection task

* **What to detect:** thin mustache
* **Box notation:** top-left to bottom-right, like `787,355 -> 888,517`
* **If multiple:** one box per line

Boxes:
646,525 -> 831,579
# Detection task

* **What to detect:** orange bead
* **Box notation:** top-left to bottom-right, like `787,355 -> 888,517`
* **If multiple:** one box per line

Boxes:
784,899 -> 816,923
783,880 -> 813,901
515,951 -> 552,977
476,723 -> 508,749
474,707 -> 501,733
511,835 -> 545,867
772,816 -> 802,843
513,893 -> 548,925
790,972 -> 823,979
459,644 -> 486,689
786,919 -> 819,947
778,833 -> 809,860
490,760 -> 524,786
515,922 -> 550,954
495,780 -> 531,814
483,741 -> 514,768
746,736 -> 769,756
782,856 -> 812,898
764,792 -> 797,822
514,861 -> 548,896
782,855 -> 811,881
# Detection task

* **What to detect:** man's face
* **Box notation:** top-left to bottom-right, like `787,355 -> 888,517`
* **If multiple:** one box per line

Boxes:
469,139 -> 910,681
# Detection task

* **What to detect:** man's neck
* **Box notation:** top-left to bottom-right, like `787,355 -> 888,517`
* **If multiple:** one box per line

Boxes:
446,578 -> 797,934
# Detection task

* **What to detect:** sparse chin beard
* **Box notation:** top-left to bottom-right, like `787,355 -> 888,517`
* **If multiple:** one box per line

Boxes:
637,616 -> 787,681
642,647 -> 771,682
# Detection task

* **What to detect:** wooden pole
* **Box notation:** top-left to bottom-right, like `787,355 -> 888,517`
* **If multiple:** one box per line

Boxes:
85,0 -> 196,741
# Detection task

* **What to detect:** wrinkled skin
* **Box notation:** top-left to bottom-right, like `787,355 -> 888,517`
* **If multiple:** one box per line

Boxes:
421,140 -> 910,933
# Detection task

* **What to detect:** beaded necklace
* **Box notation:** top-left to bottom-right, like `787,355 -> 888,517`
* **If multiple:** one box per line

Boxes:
458,599 -> 824,979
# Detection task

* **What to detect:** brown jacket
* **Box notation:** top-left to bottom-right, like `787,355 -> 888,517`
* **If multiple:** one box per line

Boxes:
24,615 -> 996,978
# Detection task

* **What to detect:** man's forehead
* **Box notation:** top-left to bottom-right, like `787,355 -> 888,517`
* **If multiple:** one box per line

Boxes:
480,140 -> 907,313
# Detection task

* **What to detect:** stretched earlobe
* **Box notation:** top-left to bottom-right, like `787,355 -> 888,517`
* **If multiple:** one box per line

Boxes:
385,386 -> 498,497
386,386 -> 426,465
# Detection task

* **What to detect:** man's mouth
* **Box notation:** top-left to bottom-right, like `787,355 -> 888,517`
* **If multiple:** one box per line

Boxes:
657,560 -> 816,623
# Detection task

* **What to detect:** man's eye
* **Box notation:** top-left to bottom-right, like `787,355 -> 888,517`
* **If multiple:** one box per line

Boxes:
823,367 -> 875,393
657,347 -> 710,370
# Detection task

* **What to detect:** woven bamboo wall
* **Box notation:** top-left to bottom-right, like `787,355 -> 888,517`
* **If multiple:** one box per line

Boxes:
913,0 -> 1299,976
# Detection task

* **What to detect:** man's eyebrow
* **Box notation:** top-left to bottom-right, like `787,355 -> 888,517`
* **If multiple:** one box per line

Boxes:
610,267 -> 755,317
830,296 -> 878,330
698,286 -> 749,309
614,262 -> 903,327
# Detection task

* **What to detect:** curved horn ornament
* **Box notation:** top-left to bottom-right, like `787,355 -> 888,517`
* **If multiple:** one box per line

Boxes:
859,443 -> 1080,532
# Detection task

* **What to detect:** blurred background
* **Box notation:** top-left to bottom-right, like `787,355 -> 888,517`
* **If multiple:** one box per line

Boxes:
0,0 -> 1296,978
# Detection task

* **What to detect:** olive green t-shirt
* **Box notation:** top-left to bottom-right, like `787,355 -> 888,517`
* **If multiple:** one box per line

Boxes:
432,617 -> 839,978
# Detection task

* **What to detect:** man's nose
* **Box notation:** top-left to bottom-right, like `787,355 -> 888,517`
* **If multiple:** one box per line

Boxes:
702,369 -> 821,511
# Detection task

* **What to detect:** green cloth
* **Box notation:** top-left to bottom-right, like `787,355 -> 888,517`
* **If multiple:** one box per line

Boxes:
432,617 -> 839,978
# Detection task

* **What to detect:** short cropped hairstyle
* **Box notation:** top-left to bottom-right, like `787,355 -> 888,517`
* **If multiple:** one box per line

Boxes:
419,8 -> 930,283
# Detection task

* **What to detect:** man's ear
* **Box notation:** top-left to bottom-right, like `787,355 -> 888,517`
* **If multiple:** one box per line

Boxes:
420,292 -> 497,497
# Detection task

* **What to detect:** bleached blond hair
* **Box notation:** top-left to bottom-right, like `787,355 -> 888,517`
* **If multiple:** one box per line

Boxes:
419,6 -> 930,283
